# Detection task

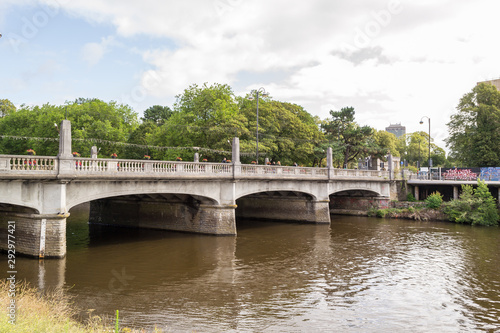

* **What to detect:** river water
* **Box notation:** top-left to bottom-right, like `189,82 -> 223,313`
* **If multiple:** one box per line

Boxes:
5,207 -> 500,332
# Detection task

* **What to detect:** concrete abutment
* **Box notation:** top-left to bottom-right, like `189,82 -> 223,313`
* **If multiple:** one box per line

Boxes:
0,209 -> 67,258
89,198 -> 237,235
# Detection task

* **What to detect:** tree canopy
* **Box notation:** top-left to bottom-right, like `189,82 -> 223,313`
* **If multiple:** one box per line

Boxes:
446,83 -> 500,167
322,107 -> 385,168
0,82 -> 451,167
0,99 -> 139,157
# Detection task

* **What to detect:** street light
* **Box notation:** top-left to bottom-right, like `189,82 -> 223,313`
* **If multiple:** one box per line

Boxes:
419,116 -> 431,171
248,87 -> 269,164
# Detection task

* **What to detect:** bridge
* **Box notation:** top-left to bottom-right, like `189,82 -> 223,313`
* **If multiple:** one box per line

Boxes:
0,121 -> 392,258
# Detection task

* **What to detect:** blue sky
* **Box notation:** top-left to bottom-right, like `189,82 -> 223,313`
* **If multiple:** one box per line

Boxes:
2,0 -> 500,150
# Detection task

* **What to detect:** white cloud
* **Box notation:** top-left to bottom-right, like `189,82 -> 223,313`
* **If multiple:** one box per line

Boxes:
82,35 -> 115,66
5,0 -> 500,152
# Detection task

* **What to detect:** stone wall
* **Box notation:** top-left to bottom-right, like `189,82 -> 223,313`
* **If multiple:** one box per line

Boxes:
89,198 -> 236,235
0,209 -> 66,258
330,196 -> 390,211
236,196 -> 330,224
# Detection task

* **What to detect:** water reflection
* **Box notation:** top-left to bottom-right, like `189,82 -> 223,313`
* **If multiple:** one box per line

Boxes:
2,210 -> 500,332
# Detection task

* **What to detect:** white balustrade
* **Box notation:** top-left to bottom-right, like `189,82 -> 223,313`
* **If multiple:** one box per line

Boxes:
1,155 -> 57,171
0,154 -> 388,180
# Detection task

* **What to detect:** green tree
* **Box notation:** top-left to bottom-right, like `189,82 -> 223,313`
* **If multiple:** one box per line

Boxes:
444,179 -> 499,226
153,83 -> 249,161
322,107 -> 380,168
142,105 -> 173,125
374,130 -> 400,157
0,99 -> 16,117
446,83 -> 500,167
0,99 -> 139,157
238,99 -> 324,165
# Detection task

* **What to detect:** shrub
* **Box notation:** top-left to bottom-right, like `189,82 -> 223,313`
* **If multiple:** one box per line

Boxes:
443,180 -> 499,226
406,193 -> 417,202
425,191 -> 443,209
376,209 -> 388,218
367,207 -> 378,217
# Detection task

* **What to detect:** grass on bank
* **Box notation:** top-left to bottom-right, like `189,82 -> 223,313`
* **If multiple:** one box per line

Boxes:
0,280 -> 110,333
0,281 -> 164,333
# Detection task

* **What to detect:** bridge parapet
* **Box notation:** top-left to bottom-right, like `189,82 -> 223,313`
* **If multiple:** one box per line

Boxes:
0,154 -> 390,180
0,155 -> 58,173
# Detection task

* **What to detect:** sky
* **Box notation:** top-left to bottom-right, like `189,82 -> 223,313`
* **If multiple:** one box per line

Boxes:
1,0 -> 499,152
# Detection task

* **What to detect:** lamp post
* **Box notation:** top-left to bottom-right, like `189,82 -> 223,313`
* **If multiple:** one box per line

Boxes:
419,116 -> 431,177
248,87 -> 269,164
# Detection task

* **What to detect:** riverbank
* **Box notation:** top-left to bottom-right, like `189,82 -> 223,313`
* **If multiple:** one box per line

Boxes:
0,280 -> 109,332
0,280 -> 163,332
331,204 -> 448,222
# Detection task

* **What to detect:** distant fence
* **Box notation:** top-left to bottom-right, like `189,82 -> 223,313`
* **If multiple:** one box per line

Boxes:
413,167 -> 500,181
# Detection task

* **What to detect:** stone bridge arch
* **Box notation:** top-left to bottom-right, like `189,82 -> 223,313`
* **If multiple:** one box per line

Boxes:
329,188 -> 390,212
233,180 -> 330,224
65,180 -> 222,210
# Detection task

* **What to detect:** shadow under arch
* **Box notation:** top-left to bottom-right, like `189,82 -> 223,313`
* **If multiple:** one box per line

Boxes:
86,191 -> 233,236
236,190 -> 328,224
330,189 -> 389,212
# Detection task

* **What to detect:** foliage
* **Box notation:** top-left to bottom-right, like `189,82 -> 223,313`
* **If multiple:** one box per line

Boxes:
397,131 -> 447,167
142,105 -> 173,125
406,193 -> 417,202
444,179 -> 499,226
322,107 -> 384,168
0,99 -> 16,117
152,83 -> 248,161
446,83 -> 500,167
376,208 -> 389,218
374,130 -> 400,157
0,280 -> 106,332
425,191 -> 443,209
238,100 -> 324,166
0,99 -> 139,158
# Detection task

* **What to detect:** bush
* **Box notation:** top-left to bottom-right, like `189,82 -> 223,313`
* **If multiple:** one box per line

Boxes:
376,209 -> 388,218
406,193 -> 417,202
425,191 -> 443,209
444,180 -> 499,226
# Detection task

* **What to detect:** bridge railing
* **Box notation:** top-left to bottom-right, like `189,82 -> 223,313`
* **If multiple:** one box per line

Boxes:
73,158 -> 233,175
0,155 -> 58,172
240,165 -> 329,177
0,154 -> 389,179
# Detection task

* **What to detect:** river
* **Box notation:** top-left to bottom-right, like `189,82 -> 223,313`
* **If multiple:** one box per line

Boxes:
5,206 -> 500,332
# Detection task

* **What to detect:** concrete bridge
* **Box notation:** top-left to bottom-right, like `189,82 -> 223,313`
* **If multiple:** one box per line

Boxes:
0,121 -> 392,258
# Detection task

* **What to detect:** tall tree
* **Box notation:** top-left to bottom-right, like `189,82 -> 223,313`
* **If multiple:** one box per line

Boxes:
142,105 -> 173,125
446,83 -> 500,167
0,99 -> 16,117
322,107 -> 378,168
0,99 -> 139,157
238,99 -> 324,165
153,83 -> 249,161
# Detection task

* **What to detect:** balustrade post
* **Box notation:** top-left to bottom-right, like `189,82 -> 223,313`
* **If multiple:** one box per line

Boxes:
232,137 -> 241,177
57,120 -> 75,176
0,157 -> 10,171
144,161 -> 153,172
107,161 -> 118,172
327,147 -> 333,180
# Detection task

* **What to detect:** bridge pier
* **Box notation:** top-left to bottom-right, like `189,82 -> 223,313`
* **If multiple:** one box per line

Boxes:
0,209 -> 66,258
236,196 -> 331,224
89,198 -> 237,235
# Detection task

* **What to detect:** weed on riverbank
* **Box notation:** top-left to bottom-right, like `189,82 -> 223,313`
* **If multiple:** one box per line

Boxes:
0,280 -> 111,332
0,280 -> 165,332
